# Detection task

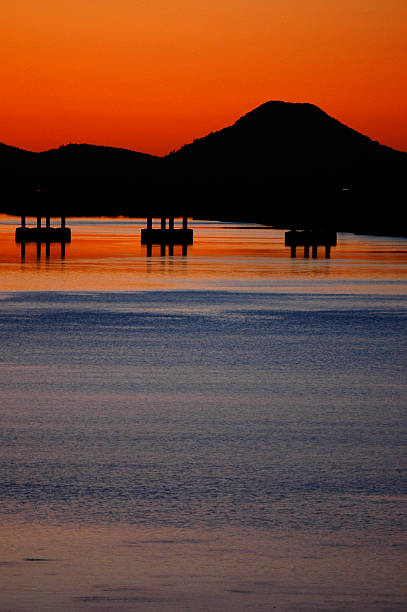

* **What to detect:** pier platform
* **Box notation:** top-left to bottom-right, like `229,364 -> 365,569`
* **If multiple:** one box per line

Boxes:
285,229 -> 337,258
141,216 -> 193,245
15,216 -> 71,243
15,227 -> 71,243
141,228 -> 193,245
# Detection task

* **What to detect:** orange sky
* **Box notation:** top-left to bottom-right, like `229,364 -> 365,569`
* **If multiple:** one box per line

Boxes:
1,0 -> 407,155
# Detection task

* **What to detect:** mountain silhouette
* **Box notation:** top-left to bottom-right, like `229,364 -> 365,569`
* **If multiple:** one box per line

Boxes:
171,101 -> 404,178
167,102 -> 406,232
1,102 -> 406,235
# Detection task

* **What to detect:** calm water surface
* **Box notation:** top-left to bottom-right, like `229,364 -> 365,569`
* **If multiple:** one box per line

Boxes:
0,217 -> 406,611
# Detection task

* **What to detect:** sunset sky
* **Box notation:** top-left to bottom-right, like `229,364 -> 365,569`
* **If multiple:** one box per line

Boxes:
2,0 -> 407,155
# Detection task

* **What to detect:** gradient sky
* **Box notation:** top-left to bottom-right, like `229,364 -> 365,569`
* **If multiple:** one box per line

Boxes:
2,0 -> 407,155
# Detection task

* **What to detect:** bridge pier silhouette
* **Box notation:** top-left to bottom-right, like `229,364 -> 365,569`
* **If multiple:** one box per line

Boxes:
15,216 -> 338,261
141,216 -> 193,247
285,229 -> 337,258
15,215 -> 193,258
15,215 -> 71,243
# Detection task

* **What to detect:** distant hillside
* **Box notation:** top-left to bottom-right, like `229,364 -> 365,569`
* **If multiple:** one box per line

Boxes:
0,142 -> 161,216
0,142 -> 36,171
38,143 -> 158,177
166,102 -> 407,232
1,102 -> 407,234
0,142 -> 158,176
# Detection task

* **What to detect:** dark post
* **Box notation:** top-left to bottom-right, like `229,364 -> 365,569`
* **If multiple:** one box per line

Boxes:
21,242 -> 26,259
161,217 -> 166,230
61,216 -> 66,229
169,216 -> 174,230
304,245 -> 310,258
147,217 -> 152,230
312,245 -> 318,258
36,242 -> 41,258
182,244 -> 188,256
182,216 -> 188,230
146,243 -> 152,257
325,245 -> 331,258
160,244 -> 166,256
21,215 -> 26,229
45,242 -> 50,258
61,242 -> 66,258
46,216 -> 51,229
290,246 -> 296,258
37,216 -> 41,229
168,244 -> 174,256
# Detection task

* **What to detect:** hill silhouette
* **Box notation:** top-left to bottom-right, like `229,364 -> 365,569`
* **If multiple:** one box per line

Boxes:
167,102 -> 407,232
1,102 -> 406,235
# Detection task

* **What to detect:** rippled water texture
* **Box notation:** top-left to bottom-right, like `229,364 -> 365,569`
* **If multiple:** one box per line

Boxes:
0,217 -> 406,611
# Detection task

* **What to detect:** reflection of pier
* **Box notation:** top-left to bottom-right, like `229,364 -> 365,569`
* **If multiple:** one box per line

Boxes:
141,216 -> 193,246
20,240 -> 66,259
285,230 -> 337,258
15,216 -> 71,243
145,243 -> 189,257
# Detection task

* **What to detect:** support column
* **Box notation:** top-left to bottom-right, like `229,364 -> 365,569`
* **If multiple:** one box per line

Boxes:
161,217 -> 166,230
304,245 -> 310,258
325,245 -> 331,258
146,243 -> 152,257
160,244 -> 166,256
61,216 -> 66,229
168,244 -> 174,256
46,216 -> 51,229
147,216 -> 152,230
182,216 -> 188,230
37,216 -> 41,229
21,215 -> 26,229
182,244 -> 188,256
168,216 -> 174,230
312,245 -> 318,258
61,242 -> 66,258
45,242 -> 50,258
290,246 -> 296,258
21,242 -> 26,259
36,242 -> 41,258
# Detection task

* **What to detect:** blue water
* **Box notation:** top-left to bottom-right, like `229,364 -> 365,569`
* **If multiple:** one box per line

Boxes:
1,291 -> 406,534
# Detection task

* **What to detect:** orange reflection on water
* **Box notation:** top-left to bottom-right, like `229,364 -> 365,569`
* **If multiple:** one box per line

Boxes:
1,521 -> 407,612
1,216 -> 407,293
